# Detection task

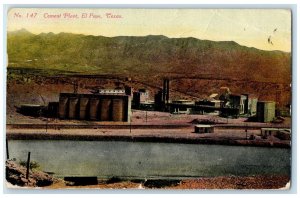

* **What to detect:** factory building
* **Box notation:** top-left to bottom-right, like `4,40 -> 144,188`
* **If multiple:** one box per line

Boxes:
247,95 -> 258,116
239,94 -> 248,114
153,79 -> 170,111
170,100 -> 194,114
229,94 -> 242,110
236,94 -> 258,116
257,101 -> 276,122
132,89 -> 150,108
58,92 -> 131,122
220,92 -> 257,116
196,97 -> 221,114
154,89 -> 164,111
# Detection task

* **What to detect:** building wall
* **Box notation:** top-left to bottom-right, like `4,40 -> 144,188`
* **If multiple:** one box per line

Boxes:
171,100 -> 194,114
132,90 -> 149,107
154,90 -> 164,111
240,95 -> 247,114
229,95 -> 241,109
248,98 -> 258,116
257,101 -> 275,122
139,90 -> 149,103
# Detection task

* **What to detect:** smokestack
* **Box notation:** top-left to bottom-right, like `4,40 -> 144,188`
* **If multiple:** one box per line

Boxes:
166,79 -> 169,104
162,79 -> 166,104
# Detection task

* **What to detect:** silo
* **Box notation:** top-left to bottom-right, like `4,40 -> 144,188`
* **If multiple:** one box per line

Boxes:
89,98 -> 99,120
68,97 -> 79,119
79,97 -> 89,120
58,96 -> 68,119
100,99 -> 111,121
112,99 -> 124,121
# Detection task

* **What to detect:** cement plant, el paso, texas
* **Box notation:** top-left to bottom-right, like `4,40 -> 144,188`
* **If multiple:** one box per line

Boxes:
6,27 -> 291,189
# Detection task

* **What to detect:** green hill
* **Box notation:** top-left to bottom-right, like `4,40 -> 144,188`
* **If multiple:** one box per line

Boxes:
7,29 -> 291,83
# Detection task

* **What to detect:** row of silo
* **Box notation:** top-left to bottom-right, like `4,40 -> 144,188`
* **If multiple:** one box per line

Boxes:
79,97 -> 89,119
89,98 -> 100,120
58,94 -> 128,122
58,96 -> 69,119
101,99 -> 111,121
69,97 -> 79,119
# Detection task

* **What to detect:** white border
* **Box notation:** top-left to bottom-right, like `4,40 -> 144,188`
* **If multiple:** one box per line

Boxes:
1,0 -> 299,198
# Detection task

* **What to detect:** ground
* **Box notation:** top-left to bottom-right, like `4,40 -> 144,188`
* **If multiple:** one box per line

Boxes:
7,110 -> 291,147
42,175 -> 290,190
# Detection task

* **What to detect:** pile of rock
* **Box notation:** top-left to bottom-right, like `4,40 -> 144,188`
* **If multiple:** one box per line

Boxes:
6,160 -> 53,187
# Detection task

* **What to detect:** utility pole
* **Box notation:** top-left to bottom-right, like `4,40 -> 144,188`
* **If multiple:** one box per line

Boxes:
245,124 -> 248,140
129,116 -> 132,134
6,139 -> 9,159
145,110 -> 148,123
26,152 -> 31,180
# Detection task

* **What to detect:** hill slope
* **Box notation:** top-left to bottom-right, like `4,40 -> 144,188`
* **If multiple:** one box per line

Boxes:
7,30 -> 291,84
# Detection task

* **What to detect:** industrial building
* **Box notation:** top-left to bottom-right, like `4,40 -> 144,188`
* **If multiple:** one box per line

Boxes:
154,89 -> 164,111
58,92 -> 131,122
257,101 -> 276,122
154,79 -> 170,111
229,94 -> 243,111
170,100 -> 195,114
219,91 -> 258,116
195,99 -> 221,114
247,95 -> 258,116
132,89 -> 150,109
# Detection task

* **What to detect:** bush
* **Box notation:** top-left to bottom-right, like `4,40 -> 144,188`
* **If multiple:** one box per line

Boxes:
19,160 -> 41,170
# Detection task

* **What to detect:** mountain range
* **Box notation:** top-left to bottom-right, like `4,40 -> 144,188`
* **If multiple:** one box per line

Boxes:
7,29 -> 291,84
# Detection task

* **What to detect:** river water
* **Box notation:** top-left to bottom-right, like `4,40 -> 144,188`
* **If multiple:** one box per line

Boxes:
8,140 -> 291,179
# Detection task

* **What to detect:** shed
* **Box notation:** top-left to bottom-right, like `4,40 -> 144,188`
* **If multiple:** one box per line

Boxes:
261,128 -> 291,140
194,125 -> 214,133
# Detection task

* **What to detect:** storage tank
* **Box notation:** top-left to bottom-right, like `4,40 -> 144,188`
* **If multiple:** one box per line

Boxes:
112,99 -> 124,121
79,97 -> 89,120
68,97 -> 79,119
100,99 -> 111,121
58,96 -> 68,119
89,98 -> 99,120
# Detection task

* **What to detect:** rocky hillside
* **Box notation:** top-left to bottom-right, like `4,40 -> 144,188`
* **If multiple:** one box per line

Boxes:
6,29 -> 291,110
7,29 -> 291,84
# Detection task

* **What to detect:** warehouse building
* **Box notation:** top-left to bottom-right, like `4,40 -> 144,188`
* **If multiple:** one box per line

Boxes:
257,101 -> 276,122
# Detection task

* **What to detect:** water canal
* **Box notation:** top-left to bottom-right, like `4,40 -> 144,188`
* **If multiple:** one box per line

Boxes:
8,140 -> 291,179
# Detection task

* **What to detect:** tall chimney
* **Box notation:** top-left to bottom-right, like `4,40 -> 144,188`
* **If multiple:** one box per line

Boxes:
162,79 -> 166,104
166,79 -> 169,104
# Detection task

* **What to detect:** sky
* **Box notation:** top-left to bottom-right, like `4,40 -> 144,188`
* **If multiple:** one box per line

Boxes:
7,8 -> 291,52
